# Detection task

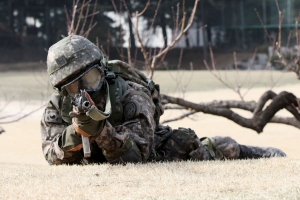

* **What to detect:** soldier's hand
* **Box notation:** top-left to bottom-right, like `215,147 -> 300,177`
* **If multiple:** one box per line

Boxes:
69,109 -> 105,137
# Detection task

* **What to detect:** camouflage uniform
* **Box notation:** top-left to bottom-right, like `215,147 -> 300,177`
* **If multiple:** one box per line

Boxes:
41,35 -> 286,165
41,78 -> 158,164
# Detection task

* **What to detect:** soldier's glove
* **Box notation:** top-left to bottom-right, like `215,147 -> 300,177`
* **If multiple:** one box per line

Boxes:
69,110 -> 105,137
70,90 -> 105,137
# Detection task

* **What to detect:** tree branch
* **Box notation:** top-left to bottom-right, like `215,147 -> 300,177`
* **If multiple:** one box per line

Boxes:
161,110 -> 197,124
150,0 -> 199,78
0,126 -> 4,134
161,90 -> 300,133
0,103 -> 46,124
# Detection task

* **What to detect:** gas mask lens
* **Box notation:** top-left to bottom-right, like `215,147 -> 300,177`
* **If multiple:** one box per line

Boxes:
63,68 -> 102,97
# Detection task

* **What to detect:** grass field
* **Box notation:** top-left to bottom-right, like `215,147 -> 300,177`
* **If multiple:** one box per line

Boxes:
0,70 -> 299,100
153,70 -> 300,94
1,70 -> 300,199
1,159 -> 300,199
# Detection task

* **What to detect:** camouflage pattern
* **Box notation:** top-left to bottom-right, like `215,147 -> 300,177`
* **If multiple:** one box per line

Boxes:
107,60 -> 164,125
47,35 -> 108,88
211,136 -> 286,159
155,127 -> 210,161
41,83 -> 287,165
238,145 -> 286,159
212,136 -> 241,159
151,129 -> 283,161
41,79 -> 156,164
41,87 -> 286,165
42,36 -> 286,165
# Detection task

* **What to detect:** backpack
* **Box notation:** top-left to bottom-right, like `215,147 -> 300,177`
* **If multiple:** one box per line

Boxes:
105,60 -> 164,126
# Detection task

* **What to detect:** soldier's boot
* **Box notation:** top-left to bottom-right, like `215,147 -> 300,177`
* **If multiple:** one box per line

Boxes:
211,136 -> 286,160
238,145 -> 286,159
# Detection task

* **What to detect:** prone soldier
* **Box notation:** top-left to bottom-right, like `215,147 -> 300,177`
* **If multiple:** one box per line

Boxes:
41,35 -> 286,165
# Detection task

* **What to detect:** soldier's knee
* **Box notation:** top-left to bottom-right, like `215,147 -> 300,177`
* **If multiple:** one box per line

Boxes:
103,137 -> 143,164
212,136 -> 237,145
212,136 -> 240,159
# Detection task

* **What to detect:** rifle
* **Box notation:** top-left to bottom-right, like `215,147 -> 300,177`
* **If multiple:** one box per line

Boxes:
72,90 -> 92,158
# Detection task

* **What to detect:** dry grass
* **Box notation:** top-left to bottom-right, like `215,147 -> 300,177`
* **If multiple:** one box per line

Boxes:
0,158 -> 300,199
0,70 -> 299,100
152,70 -> 300,94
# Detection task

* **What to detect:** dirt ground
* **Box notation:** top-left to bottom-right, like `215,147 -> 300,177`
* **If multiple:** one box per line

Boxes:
0,84 -> 300,166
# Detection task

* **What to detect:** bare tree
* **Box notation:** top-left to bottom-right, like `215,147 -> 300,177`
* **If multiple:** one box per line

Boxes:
158,0 -> 300,132
2,0 -> 300,136
0,1 -> 100,133
162,90 -> 300,133
65,0 -> 99,37
133,0 -> 199,79
62,0 -> 300,134
0,72 -> 50,132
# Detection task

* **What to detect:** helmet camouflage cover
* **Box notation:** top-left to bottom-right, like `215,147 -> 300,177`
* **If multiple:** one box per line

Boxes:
47,35 -> 108,89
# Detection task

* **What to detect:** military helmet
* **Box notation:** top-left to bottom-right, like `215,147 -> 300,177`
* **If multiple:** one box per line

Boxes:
47,35 -> 108,90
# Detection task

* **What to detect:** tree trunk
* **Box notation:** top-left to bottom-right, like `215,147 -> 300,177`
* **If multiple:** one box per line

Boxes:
8,1 -> 13,32
127,13 -> 136,55
231,0 -> 241,47
184,30 -> 190,48
196,18 -> 200,46
160,14 -> 168,48
201,0 -> 208,61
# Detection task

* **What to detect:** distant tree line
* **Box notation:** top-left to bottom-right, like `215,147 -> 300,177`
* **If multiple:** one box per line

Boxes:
0,0 -> 299,63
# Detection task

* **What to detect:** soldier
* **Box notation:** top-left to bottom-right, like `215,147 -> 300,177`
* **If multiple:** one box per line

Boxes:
41,35 -> 286,165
